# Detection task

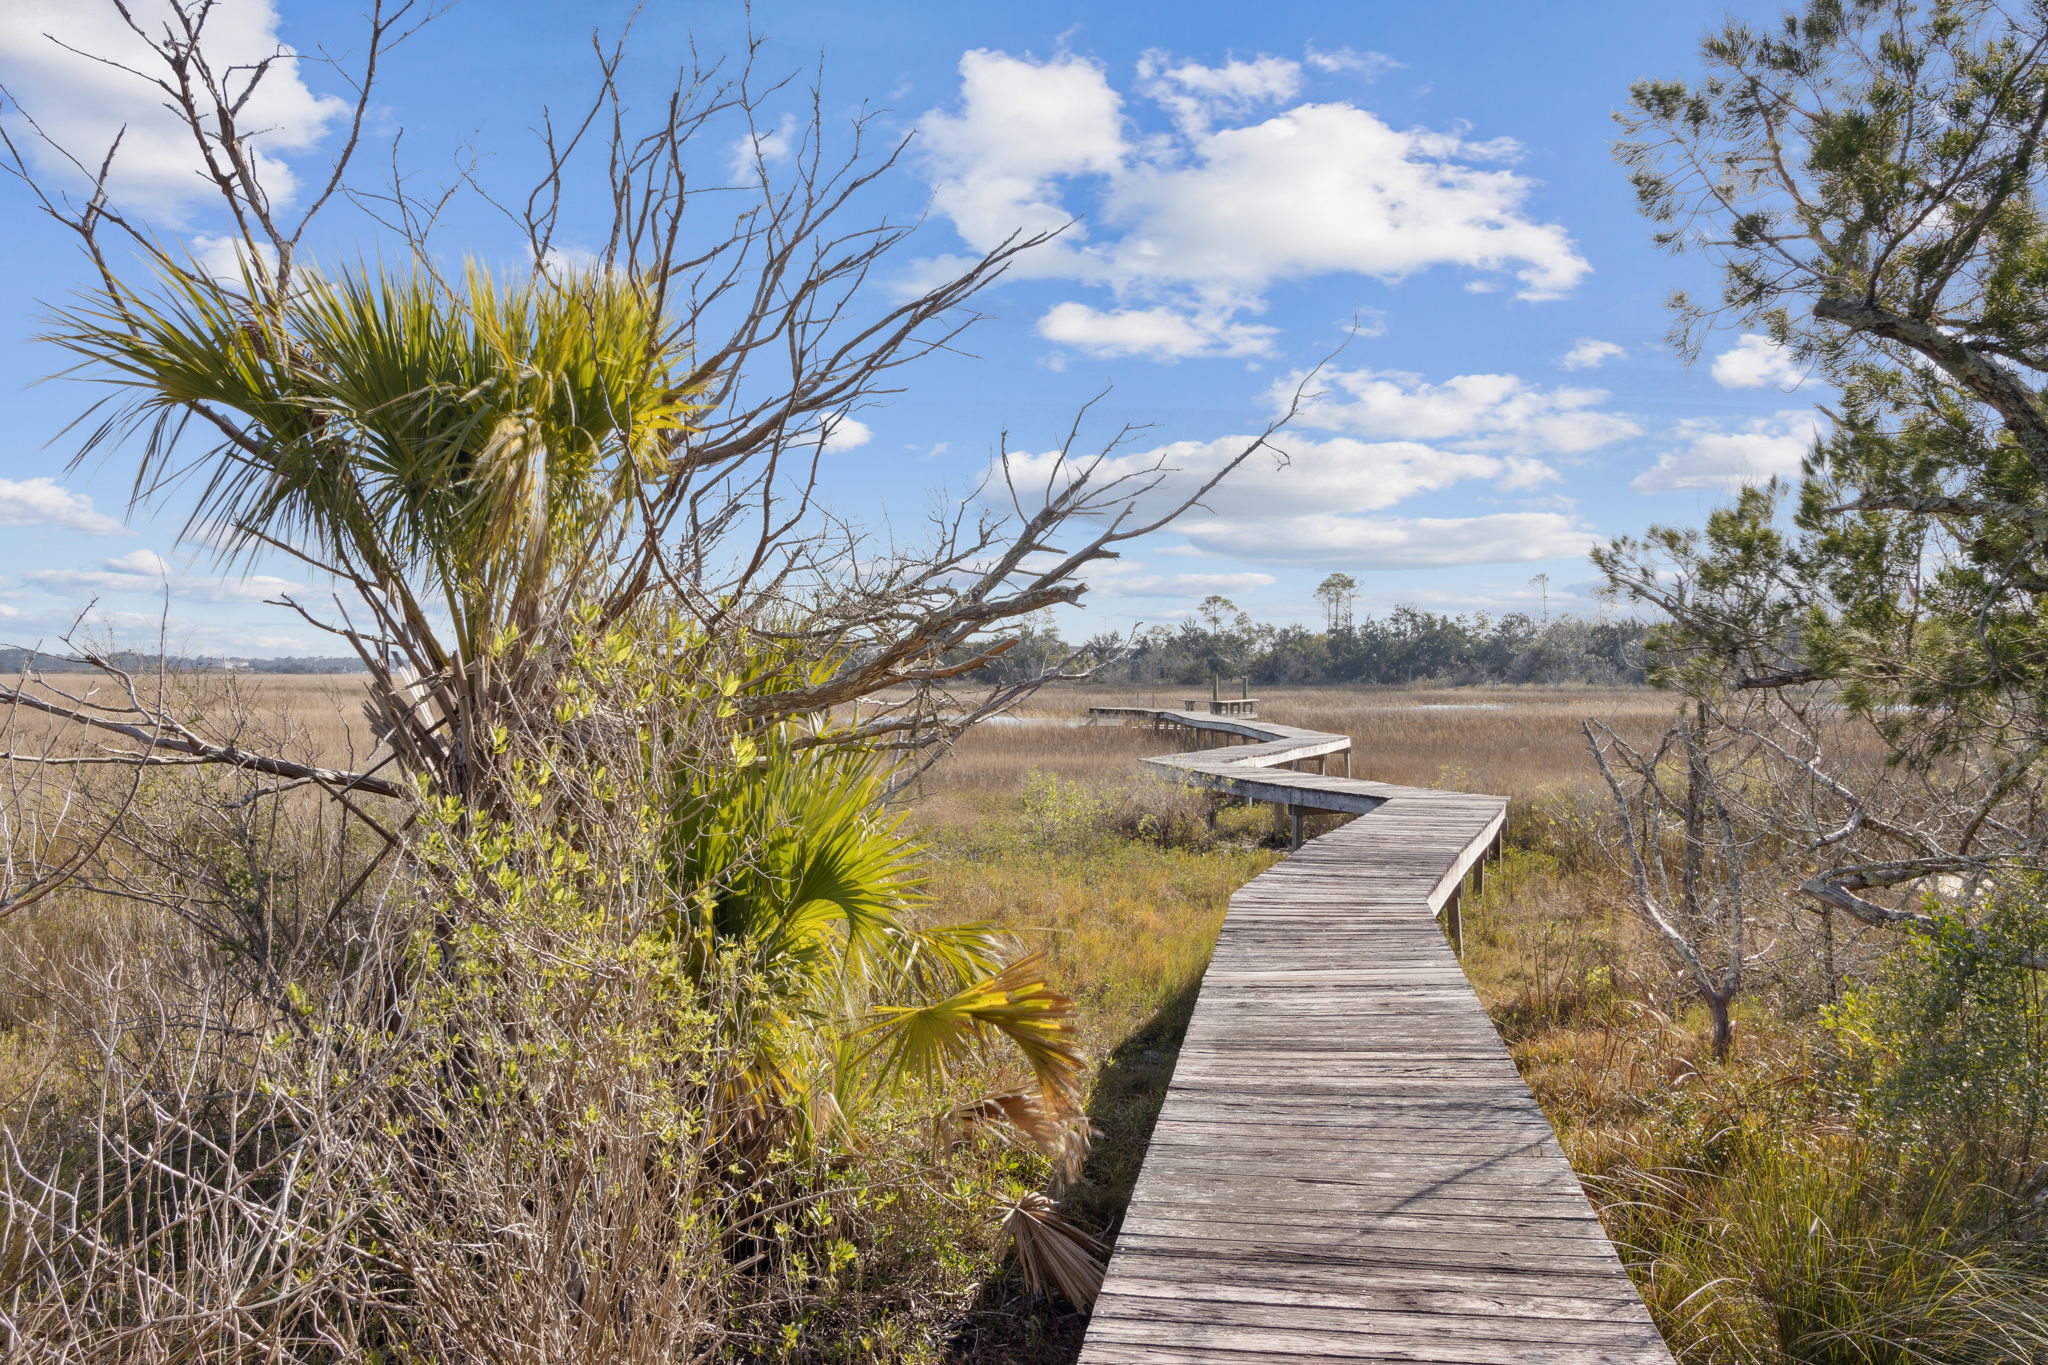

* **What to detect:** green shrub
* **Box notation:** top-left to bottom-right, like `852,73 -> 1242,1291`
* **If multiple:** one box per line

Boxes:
1826,885 -> 2048,1189
1016,770 -> 1116,853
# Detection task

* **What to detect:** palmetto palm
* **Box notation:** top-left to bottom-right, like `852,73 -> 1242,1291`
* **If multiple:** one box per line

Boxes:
53,260 -> 698,793
52,256 -> 1091,1150
665,733 -> 1086,1144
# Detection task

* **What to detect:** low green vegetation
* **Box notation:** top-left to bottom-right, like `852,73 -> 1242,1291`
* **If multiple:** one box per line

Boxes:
1463,818 -> 2048,1365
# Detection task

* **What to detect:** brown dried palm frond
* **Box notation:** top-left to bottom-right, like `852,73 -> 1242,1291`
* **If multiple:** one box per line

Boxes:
1003,1191 -> 1109,1312
944,1085 -> 1092,1181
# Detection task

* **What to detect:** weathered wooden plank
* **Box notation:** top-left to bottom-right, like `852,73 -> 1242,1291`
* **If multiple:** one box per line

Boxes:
1091,1292 -> 1674,1347
1105,1232 -> 1641,1283
1084,1315 -> 1667,1365
1097,1262 -> 1657,1317
1073,708 -> 1670,1364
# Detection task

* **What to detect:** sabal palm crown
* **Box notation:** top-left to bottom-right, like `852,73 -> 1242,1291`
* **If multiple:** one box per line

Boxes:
665,734 -> 1084,1138
55,260 -> 697,663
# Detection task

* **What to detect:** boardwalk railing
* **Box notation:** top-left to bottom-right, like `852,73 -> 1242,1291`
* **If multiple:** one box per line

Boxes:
1077,707 -> 1675,1364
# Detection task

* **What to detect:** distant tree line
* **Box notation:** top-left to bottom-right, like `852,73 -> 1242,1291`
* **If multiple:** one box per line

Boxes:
983,593 -> 1649,688
0,648 -> 364,675
3,599 -> 1643,687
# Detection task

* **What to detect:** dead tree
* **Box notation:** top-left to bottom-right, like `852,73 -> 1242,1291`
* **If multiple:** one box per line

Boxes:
1598,513 -> 2048,974
0,2 -> 1305,883
1585,709 -> 1761,1058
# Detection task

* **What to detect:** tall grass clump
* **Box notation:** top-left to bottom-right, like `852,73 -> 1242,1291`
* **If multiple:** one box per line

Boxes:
1610,1131 -> 2048,1364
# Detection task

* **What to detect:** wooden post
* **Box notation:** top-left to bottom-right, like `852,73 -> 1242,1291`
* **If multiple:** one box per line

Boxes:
1443,883 -> 1463,956
1288,804 -> 1304,851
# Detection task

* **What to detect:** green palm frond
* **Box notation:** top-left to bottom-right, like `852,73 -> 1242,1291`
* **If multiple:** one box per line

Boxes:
48,256 -> 702,656
660,721 -> 1081,1137
664,741 -> 937,972
855,953 -> 1086,1120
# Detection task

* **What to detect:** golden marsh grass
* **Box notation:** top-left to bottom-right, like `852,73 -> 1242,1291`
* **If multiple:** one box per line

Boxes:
14,672 -> 1922,1362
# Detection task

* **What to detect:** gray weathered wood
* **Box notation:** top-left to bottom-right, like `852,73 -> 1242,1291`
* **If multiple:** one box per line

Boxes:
1077,708 -> 1672,1364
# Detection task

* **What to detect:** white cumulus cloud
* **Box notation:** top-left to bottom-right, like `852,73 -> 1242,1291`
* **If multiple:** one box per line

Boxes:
1180,510 -> 1601,567
915,47 -> 1589,362
821,414 -> 873,453
1037,301 -> 1277,360
190,232 -> 279,289
1559,338 -> 1624,371
1283,366 -> 1640,455
0,477 -> 123,534
1136,50 -> 1305,134
729,112 -> 799,178
1632,411 -> 1821,493
1008,434 -> 1498,522
1099,102 -> 1584,301
1711,333 -> 1804,389
26,547 -> 302,603
917,50 -> 1127,267
1087,564 -> 1277,598
0,0 -> 349,219
1304,46 -> 1401,78
998,424 -> 1588,571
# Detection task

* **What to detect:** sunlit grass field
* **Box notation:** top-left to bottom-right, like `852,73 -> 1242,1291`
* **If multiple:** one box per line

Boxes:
7,675 -> 1678,1355
12,673 -> 2025,1362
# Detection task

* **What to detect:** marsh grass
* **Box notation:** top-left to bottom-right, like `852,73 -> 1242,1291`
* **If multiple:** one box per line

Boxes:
924,683 -> 2048,1365
1609,1136 -> 2048,1364
1461,817 -> 2048,1364
7,675 -> 2041,1363
908,682 -> 1672,811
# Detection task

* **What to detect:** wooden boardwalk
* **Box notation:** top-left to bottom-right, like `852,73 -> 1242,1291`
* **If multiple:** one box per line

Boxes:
1077,708 -> 1674,1364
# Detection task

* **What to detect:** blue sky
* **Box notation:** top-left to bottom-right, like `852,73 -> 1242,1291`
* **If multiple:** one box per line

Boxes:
0,0 -> 1818,656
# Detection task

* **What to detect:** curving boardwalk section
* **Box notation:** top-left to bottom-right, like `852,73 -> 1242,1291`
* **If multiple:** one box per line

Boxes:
1077,708 -> 1673,1365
